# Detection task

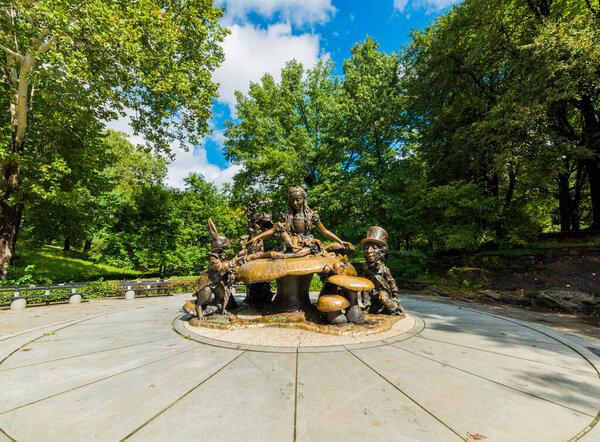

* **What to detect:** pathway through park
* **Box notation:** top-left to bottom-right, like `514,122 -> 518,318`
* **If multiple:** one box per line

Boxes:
1,294 -> 599,441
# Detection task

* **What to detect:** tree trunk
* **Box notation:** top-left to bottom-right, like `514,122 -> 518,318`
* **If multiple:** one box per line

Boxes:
0,159 -> 23,279
83,239 -> 92,252
584,158 -> 600,233
580,96 -> 600,233
0,200 -> 23,279
557,174 -> 571,232
63,237 -> 71,251
569,164 -> 584,232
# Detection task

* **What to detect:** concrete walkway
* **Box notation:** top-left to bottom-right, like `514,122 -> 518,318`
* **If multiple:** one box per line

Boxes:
0,294 -> 599,441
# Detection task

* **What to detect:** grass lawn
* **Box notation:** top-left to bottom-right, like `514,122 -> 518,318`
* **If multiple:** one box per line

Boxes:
12,246 -> 143,283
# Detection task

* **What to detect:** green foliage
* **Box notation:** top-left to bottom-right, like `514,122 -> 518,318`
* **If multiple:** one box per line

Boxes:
1,0 -> 229,278
225,59 -> 341,202
0,265 -> 43,286
94,172 -> 243,276
386,251 -> 432,282
310,274 -> 323,292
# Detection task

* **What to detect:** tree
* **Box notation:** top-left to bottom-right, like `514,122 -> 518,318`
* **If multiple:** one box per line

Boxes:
0,0 -> 228,277
402,0 -> 600,236
175,173 -> 243,272
312,38 -> 406,243
224,59 -> 341,203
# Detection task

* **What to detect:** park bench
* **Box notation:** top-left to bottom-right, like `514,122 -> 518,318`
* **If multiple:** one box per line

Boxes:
118,280 -> 173,299
0,283 -> 90,310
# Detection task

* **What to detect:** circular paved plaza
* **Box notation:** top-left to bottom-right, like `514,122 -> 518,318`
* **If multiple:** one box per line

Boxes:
1,294 -> 599,441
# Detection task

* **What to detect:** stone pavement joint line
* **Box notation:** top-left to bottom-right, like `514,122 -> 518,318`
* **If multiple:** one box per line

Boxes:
417,335 -> 597,374
345,347 -> 464,440
0,345 -> 199,416
0,336 -> 178,372
120,351 -> 247,441
569,411 -> 600,442
293,347 -> 299,442
393,344 -> 596,418
0,426 -> 16,442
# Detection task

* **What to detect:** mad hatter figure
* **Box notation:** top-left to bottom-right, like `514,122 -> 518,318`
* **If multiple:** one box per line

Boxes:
361,226 -> 403,315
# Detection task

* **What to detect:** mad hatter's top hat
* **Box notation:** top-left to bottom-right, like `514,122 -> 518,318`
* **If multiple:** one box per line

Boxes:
361,226 -> 388,248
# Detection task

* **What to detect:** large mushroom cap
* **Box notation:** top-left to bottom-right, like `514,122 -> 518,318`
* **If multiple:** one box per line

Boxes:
316,294 -> 350,312
237,256 -> 348,284
327,274 -> 374,291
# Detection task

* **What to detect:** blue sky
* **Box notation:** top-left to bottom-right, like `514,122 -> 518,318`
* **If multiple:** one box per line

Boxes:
110,0 -> 455,188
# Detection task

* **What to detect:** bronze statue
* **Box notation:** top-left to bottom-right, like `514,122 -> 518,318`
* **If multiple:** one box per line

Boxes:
190,218 -> 240,318
361,226 -> 403,315
237,199 -> 274,305
184,189 -> 404,326
245,187 -> 354,258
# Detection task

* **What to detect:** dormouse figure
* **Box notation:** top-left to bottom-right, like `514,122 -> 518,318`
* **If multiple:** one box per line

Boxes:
361,226 -> 403,315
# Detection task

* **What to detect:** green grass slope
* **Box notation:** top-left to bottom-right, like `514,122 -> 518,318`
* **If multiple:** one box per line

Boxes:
11,246 -> 142,283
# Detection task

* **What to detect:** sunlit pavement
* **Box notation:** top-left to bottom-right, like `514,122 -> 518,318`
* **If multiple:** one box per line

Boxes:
1,294 -> 599,441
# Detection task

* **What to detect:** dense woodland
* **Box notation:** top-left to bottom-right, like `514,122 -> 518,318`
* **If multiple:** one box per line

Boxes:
1,0 -> 599,281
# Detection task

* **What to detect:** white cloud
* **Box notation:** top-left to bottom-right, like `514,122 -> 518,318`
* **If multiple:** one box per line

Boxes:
393,0 -> 409,13
393,0 -> 456,13
214,23 -> 325,113
107,115 -> 239,190
165,141 -> 242,189
217,0 -> 335,26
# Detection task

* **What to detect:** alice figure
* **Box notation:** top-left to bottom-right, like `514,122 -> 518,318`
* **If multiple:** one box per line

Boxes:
245,186 -> 353,259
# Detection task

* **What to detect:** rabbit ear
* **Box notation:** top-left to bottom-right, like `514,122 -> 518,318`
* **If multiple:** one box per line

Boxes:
207,218 -> 218,241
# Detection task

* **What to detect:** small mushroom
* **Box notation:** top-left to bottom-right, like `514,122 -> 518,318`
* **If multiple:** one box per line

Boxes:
326,275 -> 374,291
326,275 -> 374,325
317,294 -> 350,324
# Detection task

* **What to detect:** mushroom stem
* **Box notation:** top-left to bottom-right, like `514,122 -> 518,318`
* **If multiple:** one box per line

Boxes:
327,310 -> 348,324
345,290 -> 365,324
271,274 -> 313,312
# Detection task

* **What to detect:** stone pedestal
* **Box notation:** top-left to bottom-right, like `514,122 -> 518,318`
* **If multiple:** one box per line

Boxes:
125,290 -> 135,300
69,294 -> 82,304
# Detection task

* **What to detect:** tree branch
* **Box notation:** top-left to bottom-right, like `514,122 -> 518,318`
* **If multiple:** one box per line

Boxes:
37,34 -> 56,53
0,42 -> 23,61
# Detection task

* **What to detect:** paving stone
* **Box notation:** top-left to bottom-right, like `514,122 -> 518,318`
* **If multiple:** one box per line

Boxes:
351,344 -> 594,441
128,351 -> 296,441
397,336 -> 600,415
1,295 -> 599,441
0,346 -> 241,441
0,338 -> 193,412
296,350 -> 460,441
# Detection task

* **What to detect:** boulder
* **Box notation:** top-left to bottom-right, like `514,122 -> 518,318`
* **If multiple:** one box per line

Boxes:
482,290 -> 502,301
428,286 -> 450,297
501,293 -> 531,306
535,289 -> 598,314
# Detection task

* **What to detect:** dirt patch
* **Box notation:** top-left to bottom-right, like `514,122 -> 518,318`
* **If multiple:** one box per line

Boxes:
453,255 -> 600,294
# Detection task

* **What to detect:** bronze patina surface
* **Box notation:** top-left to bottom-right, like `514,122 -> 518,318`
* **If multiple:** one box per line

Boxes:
326,274 -> 374,291
237,256 -> 354,284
